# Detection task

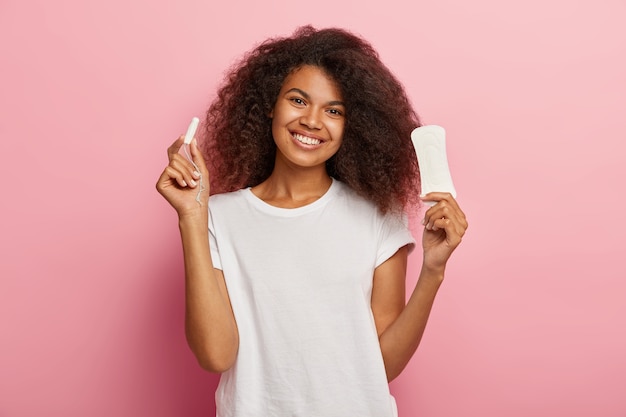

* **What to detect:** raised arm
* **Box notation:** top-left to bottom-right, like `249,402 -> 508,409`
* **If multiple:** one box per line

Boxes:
156,137 -> 239,373
372,193 -> 468,381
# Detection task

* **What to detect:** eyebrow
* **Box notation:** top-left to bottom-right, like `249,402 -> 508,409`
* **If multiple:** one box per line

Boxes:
285,88 -> 345,107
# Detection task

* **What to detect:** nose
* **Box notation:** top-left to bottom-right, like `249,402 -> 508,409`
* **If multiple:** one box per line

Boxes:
299,108 -> 322,130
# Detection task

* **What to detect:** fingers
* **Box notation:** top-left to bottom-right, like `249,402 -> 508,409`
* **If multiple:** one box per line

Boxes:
188,138 -> 209,178
157,135 -> 211,215
162,136 -> 203,189
167,136 -> 185,161
164,161 -> 201,189
421,192 -> 468,238
421,192 -> 462,212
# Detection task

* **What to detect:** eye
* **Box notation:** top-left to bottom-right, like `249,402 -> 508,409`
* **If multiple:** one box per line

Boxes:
289,97 -> 306,106
327,108 -> 344,117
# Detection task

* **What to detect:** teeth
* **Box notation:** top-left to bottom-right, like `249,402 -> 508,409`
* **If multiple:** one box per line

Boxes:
293,133 -> 321,145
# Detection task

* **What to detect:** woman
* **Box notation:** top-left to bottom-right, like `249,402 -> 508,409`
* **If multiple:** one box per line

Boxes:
157,26 -> 467,417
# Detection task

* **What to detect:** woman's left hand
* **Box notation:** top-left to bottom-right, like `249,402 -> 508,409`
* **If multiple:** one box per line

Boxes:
420,192 -> 468,272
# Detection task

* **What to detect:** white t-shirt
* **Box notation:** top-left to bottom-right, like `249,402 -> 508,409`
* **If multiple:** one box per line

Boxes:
208,179 -> 415,417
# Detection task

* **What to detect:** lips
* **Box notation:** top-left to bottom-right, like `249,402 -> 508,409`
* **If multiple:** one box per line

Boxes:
292,132 -> 323,146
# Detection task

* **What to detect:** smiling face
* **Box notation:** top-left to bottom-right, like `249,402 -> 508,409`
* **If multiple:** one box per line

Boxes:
270,65 -> 346,172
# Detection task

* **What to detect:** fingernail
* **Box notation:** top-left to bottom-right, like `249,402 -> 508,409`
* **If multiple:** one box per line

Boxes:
193,171 -> 201,178
421,218 -> 426,225
181,180 -> 187,187
190,179 -> 197,187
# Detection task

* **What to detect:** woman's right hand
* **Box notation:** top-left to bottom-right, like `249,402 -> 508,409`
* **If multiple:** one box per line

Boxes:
156,136 -> 210,218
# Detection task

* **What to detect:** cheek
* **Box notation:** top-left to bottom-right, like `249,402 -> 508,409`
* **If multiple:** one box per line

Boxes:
271,111 -> 291,142
271,117 -> 279,141
271,104 -> 294,127
332,120 -> 345,140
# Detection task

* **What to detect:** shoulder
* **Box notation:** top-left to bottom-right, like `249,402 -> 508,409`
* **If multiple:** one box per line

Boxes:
210,188 -> 247,203
335,180 -> 411,234
332,180 -> 395,221
333,180 -> 374,208
209,189 -> 250,214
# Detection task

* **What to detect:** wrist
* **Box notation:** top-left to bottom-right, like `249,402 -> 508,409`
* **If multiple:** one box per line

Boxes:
178,210 -> 208,230
419,261 -> 446,285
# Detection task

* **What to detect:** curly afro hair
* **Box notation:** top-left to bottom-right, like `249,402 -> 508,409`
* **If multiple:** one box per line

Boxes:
201,25 -> 421,214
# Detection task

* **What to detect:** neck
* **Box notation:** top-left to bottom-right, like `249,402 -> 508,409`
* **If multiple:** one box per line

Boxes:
251,163 -> 333,208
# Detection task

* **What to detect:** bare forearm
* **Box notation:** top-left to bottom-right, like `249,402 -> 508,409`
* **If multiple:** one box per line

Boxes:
379,265 -> 444,381
179,215 -> 239,372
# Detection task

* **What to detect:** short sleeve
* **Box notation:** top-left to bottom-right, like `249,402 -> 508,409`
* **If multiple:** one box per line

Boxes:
208,209 -> 223,270
375,212 -> 415,268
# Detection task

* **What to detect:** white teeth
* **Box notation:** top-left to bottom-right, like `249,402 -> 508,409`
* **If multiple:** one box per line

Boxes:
293,133 -> 321,145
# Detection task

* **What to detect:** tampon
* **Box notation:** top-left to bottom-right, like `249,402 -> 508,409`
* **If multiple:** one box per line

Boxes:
184,117 -> 200,145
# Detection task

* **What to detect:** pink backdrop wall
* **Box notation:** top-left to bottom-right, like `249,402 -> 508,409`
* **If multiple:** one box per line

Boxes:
1,0 -> 625,416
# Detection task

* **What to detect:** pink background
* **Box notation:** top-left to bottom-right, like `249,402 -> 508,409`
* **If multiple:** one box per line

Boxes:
1,0 -> 625,416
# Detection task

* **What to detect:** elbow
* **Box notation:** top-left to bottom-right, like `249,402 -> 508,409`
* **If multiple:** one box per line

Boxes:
385,364 -> 403,383
380,341 -> 413,382
186,322 -> 239,373
187,332 -> 239,373
197,354 -> 235,373
193,345 -> 238,373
